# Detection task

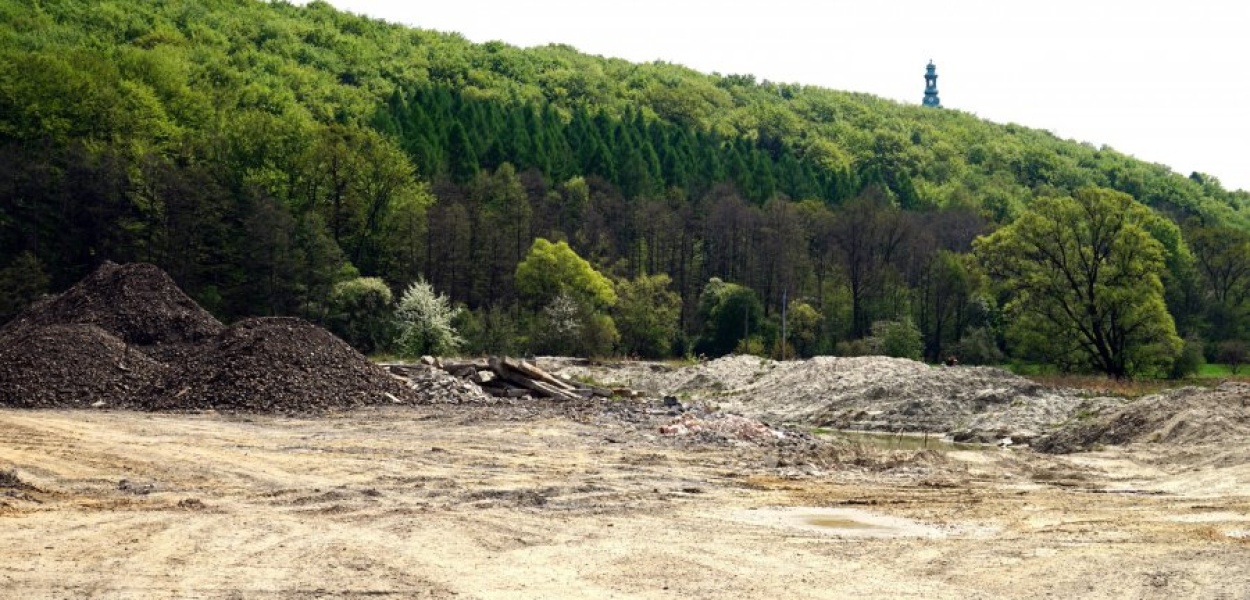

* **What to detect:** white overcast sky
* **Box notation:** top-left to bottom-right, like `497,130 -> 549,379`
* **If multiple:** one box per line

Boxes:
310,0 -> 1250,192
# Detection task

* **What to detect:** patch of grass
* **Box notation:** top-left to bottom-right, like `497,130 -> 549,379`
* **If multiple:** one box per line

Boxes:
1197,364 -> 1244,378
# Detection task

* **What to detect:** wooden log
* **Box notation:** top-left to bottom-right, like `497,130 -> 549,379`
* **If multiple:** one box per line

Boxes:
489,358 -> 558,398
503,358 -> 576,391
441,359 -> 489,372
529,380 -> 581,401
556,375 -> 590,389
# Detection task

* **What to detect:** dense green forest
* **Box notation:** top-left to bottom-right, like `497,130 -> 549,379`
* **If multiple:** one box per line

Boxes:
1,0 -> 1246,375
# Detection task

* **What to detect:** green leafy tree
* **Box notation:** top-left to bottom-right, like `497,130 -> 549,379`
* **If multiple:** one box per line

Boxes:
394,278 -> 463,357
615,273 -> 682,358
867,319 -> 923,361
975,187 -> 1183,377
695,278 -> 765,357
1187,224 -> 1249,344
785,301 -> 822,358
515,238 -> 616,309
328,277 -> 394,354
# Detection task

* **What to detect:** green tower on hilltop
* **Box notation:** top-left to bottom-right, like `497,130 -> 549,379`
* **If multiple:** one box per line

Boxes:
923,61 -> 941,108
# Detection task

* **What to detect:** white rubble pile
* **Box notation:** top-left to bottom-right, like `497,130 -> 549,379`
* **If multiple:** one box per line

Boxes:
551,355 -> 1110,443
658,412 -> 786,443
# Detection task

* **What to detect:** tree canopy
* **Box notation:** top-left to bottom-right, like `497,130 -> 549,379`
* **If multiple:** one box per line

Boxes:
975,188 -> 1183,377
0,0 -> 1243,369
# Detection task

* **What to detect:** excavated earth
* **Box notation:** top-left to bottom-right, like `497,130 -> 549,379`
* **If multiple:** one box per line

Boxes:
1035,383 -> 1250,453
2,267 -> 1248,598
0,261 -> 223,350
547,355 -> 1123,443
2,404 -> 1248,600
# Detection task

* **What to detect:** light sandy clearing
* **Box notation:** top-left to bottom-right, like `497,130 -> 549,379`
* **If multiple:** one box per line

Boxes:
2,407 -> 1248,600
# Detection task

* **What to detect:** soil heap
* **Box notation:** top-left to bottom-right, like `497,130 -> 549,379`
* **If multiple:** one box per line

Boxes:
1,262 -> 419,412
552,355 -> 1101,442
145,317 -> 418,412
1034,382 -> 1250,453
0,324 -> 167,408
0,261 -> 223,354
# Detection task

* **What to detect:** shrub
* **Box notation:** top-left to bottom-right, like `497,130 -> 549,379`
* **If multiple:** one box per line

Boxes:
531,292 -> 619,357
454,305 -> 517,356
1168,337 -> 1205,379
870,319 -> 923,361
394,278 -> 462,357
328,277 -> 394,353
952,327 -> 1005,365
1215,340 -> 1246,375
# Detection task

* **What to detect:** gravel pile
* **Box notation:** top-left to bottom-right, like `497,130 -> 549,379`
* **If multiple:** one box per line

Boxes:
144,317 -> 419,412
0,262 -> 223,352
0,262 -> 424,413
1034,382 -> 1250,453
0,324 -> 166,408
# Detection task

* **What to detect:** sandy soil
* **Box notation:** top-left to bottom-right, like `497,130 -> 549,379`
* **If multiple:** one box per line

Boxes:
2,406 -> 1248,600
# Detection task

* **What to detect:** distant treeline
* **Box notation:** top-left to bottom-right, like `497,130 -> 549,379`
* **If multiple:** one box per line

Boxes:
0,0 -> 1245,375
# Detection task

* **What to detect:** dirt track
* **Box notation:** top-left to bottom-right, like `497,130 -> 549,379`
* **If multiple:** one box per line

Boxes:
2,407 -> 1248,600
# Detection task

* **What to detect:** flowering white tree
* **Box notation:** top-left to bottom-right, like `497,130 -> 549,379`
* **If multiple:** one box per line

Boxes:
394,278 -> 462,357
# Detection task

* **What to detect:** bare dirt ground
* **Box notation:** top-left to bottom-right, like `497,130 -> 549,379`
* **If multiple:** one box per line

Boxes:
3,405 -> 1248,600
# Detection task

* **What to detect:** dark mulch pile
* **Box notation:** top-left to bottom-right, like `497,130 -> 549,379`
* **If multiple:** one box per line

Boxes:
0,261 -> 223,352
144,317 -> 419,412
0,324 -> 167,408
1,262 -> 421,413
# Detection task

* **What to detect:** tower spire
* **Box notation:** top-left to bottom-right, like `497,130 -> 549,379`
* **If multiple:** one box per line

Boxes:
923,60 -> 941,108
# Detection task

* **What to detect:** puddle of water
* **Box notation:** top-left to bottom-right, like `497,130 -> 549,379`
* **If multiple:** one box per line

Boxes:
803,516 -> 886,530
824,430 -> 986,452
731,507 -> 953,539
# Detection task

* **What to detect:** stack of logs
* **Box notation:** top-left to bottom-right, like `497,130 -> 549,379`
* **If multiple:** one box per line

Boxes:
403,356 -> 639,401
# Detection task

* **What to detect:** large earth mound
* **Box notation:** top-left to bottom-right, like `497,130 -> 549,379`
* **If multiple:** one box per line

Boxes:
551,355 -> 1103,442
0,324 -> 167,408
145,317 -> 418,412
1034,382 -> 1250,453
0,261 -> 223,352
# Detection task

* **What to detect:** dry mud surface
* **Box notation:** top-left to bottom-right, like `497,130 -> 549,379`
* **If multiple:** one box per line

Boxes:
3,406 -> 1248,600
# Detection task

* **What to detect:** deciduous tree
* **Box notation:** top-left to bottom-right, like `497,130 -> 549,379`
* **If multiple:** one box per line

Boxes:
975,187 -> 1182,377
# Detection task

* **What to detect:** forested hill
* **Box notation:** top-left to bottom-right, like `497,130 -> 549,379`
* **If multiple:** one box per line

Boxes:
1,0 -> 1247,368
